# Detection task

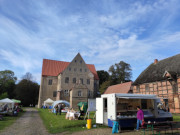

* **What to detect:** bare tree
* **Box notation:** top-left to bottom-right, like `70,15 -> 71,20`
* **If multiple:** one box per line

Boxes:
22,72 -> 33,81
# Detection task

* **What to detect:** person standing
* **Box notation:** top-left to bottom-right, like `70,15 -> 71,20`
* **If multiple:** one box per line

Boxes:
55,105 -> 58,115
136,106 -> 144,131
58,104 -> 62,115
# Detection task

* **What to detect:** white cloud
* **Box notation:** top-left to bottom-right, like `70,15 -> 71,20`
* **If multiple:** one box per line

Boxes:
0,0 -> 180,83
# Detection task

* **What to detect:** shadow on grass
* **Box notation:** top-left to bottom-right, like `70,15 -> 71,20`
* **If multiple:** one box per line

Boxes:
38,109 -> 107,134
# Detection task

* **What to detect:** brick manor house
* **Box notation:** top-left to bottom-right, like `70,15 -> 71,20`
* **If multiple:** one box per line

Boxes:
133,54 -> 180,113
38,53 -> 99,109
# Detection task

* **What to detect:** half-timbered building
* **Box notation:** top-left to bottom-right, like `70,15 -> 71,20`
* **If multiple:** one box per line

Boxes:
133,54 -> 180,113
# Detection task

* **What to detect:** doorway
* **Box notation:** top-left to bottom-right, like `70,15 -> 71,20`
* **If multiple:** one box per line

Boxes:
103,98 -> 108,125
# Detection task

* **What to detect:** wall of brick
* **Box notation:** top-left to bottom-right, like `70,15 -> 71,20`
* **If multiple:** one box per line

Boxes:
133,78 -> 180,113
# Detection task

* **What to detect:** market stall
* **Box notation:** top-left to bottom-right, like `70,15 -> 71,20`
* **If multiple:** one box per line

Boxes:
44,98 -> 54,108
96,93 -> 173,128
0,98 -> 15,114
52,100 -> 70,113
12,99 -> 21,106
77,102 -> 88,113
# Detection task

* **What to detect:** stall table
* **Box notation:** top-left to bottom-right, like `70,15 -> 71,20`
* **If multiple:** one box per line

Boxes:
145,121 -> 178,135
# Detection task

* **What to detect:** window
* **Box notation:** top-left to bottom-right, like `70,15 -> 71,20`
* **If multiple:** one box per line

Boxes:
88,90 -> 91,97
73,78 -> 76,83
74,68 -> 77,72
78,91 -> 82,96
137,86 -> 140,92
64,90 -> 69,96
65,77 -> 69,83
48,79 -> 52,85
87,79 -> 90,85
80,68 -> 82,72
145,84 -> 149,92
75,60 -> 77,63
80,78 -> 83,84
85,69 -> 87,72
80,60 -> 82,63
69,67 -> 71,71
94,82 -> 97,89
53,91 -> 57,97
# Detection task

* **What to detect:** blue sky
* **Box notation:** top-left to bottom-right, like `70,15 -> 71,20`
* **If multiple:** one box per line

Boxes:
0,0 -> 180,83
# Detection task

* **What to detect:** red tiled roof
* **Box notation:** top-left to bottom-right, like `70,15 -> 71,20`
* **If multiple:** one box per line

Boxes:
86,64 -> 99,80
104,81 -> 133,94
42,59 -> 99,80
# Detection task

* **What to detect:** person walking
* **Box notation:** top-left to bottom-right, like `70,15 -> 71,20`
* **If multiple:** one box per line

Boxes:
136,106 -> 144,131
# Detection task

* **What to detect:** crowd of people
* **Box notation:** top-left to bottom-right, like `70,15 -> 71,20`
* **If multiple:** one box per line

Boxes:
0,104 -> 22,117
0,104 -> 9,112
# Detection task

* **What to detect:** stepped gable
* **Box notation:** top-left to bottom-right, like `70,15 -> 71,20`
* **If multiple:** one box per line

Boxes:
41,59 -> 99,80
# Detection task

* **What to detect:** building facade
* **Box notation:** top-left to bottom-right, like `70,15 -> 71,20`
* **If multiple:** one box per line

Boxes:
133,54 -> 180,113
38,53 -> 99,108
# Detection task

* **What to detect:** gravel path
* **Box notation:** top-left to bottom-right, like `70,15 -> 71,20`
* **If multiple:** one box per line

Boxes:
70,128 -> 151,135
0,108 -> 50,135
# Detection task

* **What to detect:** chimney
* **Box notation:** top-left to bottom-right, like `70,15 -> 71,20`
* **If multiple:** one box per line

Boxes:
154,59 -> 158,64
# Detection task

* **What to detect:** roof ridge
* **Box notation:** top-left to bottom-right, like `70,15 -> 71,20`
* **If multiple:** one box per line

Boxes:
104,81 -> 132,94
43,59 -> 70,63
109,81 -> 132,87
133,53 -> 180,85
43,59 -> 94,66
156,53 -> 180,63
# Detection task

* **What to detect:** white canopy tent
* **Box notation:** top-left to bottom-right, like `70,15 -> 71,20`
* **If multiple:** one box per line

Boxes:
44,98 -> 54,106
0,98 -> 15,109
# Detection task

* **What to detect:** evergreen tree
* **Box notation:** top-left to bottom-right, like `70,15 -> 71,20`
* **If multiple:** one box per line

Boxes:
97,70 -> 109,85
99,81 -> 110,94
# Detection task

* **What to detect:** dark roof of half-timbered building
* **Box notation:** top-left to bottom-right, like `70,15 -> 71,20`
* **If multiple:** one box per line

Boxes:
133,54 -> 180,85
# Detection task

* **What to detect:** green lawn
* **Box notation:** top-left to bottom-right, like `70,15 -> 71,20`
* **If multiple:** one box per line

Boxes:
39,109 -> 180,134
38,109 -> 106,134
173,113 -> 180,121
0,111 -> 25,131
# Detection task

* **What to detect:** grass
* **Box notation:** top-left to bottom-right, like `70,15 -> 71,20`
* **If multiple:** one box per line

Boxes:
0,110 -> 25,131
38,109 -> 180,134
38,109 -> 106,134
173,113 -> 180,121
